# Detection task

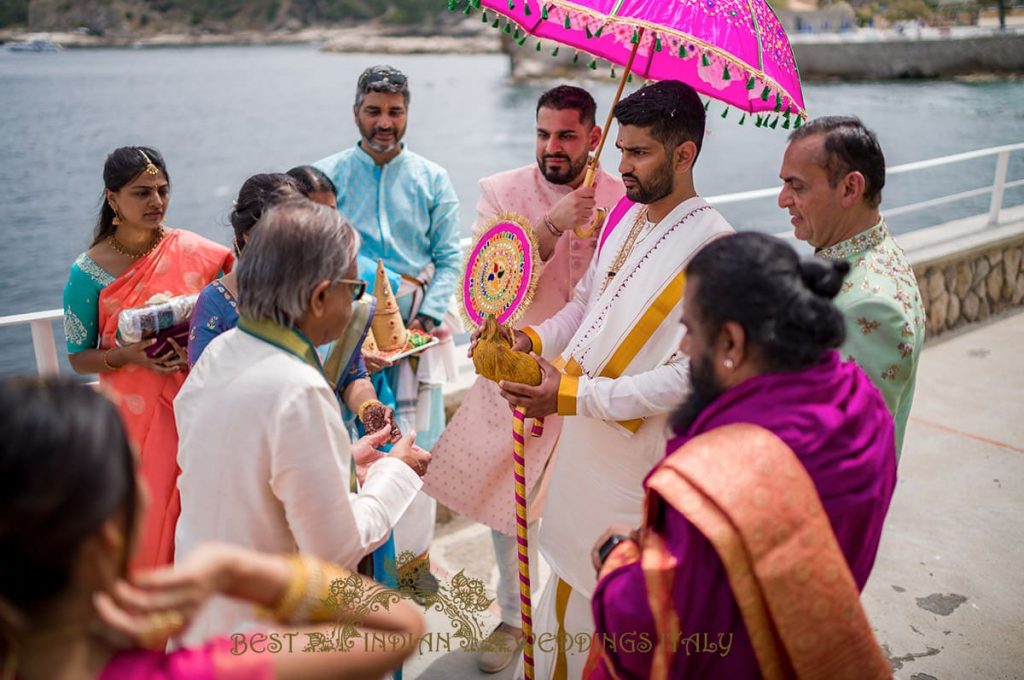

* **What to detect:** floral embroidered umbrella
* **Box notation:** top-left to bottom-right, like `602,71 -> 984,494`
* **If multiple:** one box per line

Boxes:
450,0 -> 807,129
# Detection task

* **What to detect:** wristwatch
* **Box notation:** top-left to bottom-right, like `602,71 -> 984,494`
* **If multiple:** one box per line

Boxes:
414,314 -> 438,333
597,534 -> 632,567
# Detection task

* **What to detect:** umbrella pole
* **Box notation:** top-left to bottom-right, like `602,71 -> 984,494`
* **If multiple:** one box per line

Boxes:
574,28 -> 644,238
584,26 -> 645,190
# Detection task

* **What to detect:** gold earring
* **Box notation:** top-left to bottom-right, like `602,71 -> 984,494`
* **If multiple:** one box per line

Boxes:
112,215 -> 122,226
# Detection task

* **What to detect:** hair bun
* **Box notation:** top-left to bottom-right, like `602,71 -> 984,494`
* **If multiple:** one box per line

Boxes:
799,258 -> 850,300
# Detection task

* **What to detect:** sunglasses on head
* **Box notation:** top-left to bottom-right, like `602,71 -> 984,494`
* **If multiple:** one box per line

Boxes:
359,68 -> 407,91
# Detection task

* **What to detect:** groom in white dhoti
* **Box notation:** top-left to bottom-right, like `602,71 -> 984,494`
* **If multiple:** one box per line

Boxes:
492,80 -> 734,679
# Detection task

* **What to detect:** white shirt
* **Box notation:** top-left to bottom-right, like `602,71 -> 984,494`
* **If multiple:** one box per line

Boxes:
174,328 -> 422,644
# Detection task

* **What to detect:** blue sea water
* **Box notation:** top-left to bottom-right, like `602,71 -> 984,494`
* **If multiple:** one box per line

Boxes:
0,45 -> 1022,375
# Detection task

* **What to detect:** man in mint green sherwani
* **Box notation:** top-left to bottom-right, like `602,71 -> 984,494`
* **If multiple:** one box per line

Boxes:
779,116 -> 925,461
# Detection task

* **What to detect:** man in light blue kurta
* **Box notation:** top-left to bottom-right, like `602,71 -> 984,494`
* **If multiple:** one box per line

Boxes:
779,116 -> 925,461
315,64 -> 461,565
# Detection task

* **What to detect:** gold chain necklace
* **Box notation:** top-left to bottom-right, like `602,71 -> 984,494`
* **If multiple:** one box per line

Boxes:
602,207 -> 650,294
109,226 -> 165,259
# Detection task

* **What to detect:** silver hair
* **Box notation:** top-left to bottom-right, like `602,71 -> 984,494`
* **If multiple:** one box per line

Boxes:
237,199 -> 360,327
353,64 -> 411,109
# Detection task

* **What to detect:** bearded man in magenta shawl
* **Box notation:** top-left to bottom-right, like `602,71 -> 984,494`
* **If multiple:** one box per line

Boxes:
587,233 -> 896,679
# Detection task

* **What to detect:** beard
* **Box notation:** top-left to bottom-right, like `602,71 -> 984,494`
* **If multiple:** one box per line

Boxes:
538,152 -> 589,185
671,351 -> 727,435
622,158 -> 674,204
358,120 -> 405,154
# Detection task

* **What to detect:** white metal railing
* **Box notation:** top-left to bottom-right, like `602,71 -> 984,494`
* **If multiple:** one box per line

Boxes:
3,142 -> 1022,377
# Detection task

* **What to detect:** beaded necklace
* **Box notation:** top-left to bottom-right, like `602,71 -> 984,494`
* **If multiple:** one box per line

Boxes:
109,226 -> 165,259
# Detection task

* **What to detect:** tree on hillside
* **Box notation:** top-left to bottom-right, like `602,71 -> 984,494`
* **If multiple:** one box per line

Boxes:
0,0 -> 28,27
885,0 -> 933,20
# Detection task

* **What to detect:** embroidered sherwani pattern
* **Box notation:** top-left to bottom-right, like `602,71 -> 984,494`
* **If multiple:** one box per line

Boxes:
820,220 -> 925,460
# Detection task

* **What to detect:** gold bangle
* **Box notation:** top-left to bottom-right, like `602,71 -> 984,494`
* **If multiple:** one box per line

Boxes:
357,399 -> 384,422
103,348 -> 121,371
268,555 -> 308,622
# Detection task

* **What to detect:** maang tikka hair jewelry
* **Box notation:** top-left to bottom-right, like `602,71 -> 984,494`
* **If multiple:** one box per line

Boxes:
138,149 -> 159,176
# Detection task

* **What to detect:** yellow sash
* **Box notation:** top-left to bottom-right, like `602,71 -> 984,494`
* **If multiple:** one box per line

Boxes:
556,271 -> 686,433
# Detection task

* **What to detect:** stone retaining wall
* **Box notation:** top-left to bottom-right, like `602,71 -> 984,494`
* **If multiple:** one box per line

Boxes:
913,234 -> 1024,339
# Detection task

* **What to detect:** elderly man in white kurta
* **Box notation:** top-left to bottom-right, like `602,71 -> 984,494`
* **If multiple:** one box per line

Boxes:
493,81 -> 734,679
174,200 -> 430,646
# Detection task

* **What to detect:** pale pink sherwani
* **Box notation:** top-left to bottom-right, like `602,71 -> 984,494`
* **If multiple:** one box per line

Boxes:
423,163 -> 625,534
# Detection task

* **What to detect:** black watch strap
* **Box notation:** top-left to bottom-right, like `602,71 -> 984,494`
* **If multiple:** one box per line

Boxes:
597,534 -> 631,566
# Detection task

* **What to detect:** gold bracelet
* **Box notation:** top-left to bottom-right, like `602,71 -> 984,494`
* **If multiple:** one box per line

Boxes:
267,555 -> 308,622
357,399 -> 384,422
103,348 -> 121,371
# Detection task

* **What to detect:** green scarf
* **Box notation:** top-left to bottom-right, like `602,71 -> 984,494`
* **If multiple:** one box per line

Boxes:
237,316 -> 327,382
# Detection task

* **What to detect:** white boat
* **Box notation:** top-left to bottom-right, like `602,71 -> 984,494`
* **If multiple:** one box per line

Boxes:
5,38 -> 63,52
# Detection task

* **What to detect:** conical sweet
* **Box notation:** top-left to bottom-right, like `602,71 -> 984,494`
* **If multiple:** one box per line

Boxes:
371,259 -> 408,352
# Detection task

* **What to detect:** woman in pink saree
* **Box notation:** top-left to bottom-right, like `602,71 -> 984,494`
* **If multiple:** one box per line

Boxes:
63,146 -> 233,570
0,377 -> 423,680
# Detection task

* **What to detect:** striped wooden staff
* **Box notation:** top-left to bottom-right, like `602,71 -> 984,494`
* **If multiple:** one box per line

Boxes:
512,406 -> 535,679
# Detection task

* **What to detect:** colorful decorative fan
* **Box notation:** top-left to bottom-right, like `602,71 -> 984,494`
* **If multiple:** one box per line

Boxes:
461,213 -> 540,330
461,212 -> 543,680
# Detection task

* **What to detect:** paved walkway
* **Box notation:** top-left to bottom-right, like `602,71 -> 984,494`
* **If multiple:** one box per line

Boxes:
405,311 -> 1024,679
862,311 -> 1024,679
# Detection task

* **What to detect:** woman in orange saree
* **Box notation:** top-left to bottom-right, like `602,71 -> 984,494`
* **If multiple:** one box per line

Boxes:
64,146 -> 232,570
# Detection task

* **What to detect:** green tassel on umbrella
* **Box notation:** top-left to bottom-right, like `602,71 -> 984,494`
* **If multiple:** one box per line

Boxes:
551,46 -> 559,56
794,116 -> 803,129
746,76 -> 756,90
448,0 -> 457,10
678,44 -> 687,58
589,58 -> 598,70
503,22 -> 512,33
463,3 -> 472,15
774,94 -> 782,112
508,0 -> 515,9
631,28 -> 639,44
564,15 -> 571,29
721,107 -> 729,119
702,53 -> 711,67
572,51 -> 580,64
595,25 -> 604,37
769,117 -> 779,129
517,35 -> 528,46
760,85 -> 771,101
492,17 -> 499,28
704,99 -> 710,111
482,10 -> 489,21
782,118 -> 791,129
755,115 -> 763,127
610,66 -> 616,78
722,66 -> 731,81
738,113 -> 746,125
655,36 -> 663,52
541,4 -> 549,19
524,1 -> 531,15
535,40 -> 541,51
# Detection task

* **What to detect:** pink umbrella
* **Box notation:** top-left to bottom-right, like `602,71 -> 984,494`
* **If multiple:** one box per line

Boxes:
454,0 -> 807,127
